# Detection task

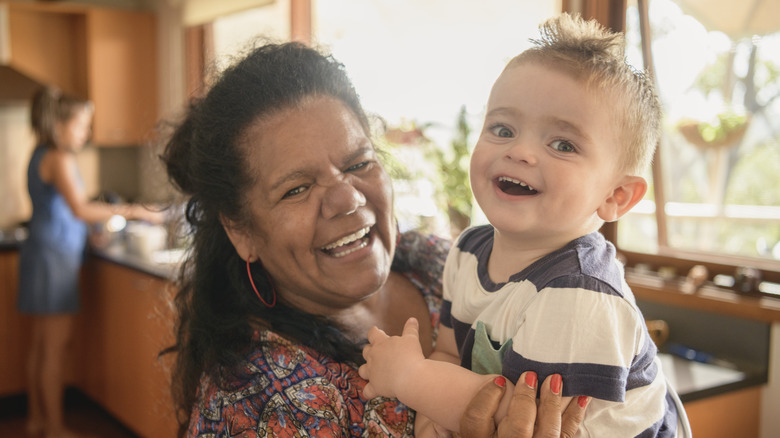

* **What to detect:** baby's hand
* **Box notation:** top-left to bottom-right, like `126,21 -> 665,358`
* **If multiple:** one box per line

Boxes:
359,317 -> 426,400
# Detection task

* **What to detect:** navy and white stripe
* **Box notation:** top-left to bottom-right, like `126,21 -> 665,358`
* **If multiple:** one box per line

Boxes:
440,224 -> 678,437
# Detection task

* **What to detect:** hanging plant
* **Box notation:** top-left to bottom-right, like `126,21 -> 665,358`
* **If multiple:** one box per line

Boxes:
677,111 -> 750,151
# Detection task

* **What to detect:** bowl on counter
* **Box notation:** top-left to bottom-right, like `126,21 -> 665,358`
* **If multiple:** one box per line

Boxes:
124,221 -> 168,260
0,225 -> 28,246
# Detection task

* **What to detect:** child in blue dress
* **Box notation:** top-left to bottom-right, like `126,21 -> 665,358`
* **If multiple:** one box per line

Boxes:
18,87 -> 162,437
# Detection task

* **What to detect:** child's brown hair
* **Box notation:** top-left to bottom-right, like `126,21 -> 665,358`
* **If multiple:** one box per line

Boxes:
30,86 -> 94,148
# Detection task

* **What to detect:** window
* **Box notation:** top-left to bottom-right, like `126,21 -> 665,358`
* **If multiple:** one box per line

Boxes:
206,0 -> 560,237
313,0 -> 559,236
619,0 -> 780,294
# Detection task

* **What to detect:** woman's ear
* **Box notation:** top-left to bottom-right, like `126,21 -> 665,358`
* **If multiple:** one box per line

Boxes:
597,176 -> 648,222
220,214 -> 254,261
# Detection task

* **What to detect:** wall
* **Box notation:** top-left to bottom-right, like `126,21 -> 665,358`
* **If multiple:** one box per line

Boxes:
0,104 -> 101,229
0,103 -> 34,228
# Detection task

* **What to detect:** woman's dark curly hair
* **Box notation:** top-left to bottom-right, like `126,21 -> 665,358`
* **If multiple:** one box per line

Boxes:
160,41 -> 372,436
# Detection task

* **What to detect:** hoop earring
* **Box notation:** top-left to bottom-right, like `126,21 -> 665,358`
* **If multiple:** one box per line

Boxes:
246,259 -> 277,308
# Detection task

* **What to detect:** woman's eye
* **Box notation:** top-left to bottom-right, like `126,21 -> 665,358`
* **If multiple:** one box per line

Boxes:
550,139 -> 575,153
283,185 -> 307,199
489,124 -> 514,138
346,161 -> 370,172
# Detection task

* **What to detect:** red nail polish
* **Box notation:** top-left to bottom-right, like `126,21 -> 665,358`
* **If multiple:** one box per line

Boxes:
524,371 -> 537,389
578,396 -> 590,407
494,376 -> 506,388
551,374 -> 562,395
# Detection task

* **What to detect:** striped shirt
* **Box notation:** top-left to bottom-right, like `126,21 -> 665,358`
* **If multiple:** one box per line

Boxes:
440,225 -> 678,437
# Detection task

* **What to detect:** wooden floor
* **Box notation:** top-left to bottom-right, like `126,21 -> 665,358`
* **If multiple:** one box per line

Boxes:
0,389 -> 138,438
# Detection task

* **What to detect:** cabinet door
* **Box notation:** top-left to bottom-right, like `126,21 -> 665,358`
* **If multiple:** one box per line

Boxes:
684,386 -> 761,438
0,250 -> 31,397
75,259 -> 177,437
5,4 -> 88,97
85,8 -> 158,146
5,2 -> 158,146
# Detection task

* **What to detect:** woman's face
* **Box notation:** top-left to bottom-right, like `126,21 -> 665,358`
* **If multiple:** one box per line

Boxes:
227,96 -> 396,316
55,108 -> 92,152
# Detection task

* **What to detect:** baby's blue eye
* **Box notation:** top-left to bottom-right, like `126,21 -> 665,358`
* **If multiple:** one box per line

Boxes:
490,125 -> 513,138
550,140 -> 575,152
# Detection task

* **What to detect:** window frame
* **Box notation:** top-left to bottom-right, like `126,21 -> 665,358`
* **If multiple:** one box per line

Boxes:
567,0 -> 780,293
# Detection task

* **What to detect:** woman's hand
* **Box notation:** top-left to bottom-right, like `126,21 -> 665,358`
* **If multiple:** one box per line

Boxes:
457,372 -> 589,438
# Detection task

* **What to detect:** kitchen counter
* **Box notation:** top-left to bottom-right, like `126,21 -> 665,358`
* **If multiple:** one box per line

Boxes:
91,244 -> 770,404
0,226 -> 26,250
1,225 -> 183,279
2,232 -> 769,411
89,243 -> 184,280
659,353 -> 765,403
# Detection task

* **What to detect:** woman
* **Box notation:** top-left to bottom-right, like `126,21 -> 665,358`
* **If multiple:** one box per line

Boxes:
18,87 -> 163,438
161,42 -> 585,437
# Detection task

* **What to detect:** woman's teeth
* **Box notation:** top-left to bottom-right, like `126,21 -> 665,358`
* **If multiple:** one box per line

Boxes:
322,227 -> 370,257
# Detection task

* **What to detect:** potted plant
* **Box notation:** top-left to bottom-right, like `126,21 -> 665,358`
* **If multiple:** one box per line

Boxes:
427,105 -> 474,237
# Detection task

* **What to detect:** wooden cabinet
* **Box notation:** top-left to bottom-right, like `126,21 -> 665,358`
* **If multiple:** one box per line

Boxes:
684,386 -> 761,438
2,2 -> 157,146
0,250 -> 31,397
74,258 -> 177,437
84,8 -> 158,146
0,248 -> 177,434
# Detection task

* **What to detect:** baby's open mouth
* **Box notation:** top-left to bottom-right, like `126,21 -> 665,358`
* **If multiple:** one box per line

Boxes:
497,176 -> 538,195
321,227 -> 371,257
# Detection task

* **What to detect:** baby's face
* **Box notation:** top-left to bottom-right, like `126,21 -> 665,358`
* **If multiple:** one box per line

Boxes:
470,61 -> 625,247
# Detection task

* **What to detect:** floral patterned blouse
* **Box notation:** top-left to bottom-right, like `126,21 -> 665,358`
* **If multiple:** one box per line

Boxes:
186,231 -> 450,437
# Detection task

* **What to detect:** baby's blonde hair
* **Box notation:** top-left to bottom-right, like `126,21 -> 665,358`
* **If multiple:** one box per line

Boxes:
508,13 -> 661,176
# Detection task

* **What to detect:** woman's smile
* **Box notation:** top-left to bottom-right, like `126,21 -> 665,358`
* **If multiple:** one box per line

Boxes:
320,226 -> 372,258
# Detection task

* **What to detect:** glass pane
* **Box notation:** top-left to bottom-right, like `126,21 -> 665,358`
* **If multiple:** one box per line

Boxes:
621,0 -> 780,263
314,0 -> 558,237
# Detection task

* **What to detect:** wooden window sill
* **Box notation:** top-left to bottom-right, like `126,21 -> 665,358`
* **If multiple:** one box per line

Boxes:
628,271 -> 780,323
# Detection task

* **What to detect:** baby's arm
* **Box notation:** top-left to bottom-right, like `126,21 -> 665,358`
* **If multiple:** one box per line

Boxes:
359,318 -> 514,433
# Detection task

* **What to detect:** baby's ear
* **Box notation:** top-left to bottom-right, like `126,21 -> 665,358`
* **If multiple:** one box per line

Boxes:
597,176 -> 648,222
220,214 -> 254,261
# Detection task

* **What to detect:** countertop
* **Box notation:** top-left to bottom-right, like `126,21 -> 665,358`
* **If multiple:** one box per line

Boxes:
90,244 -> 184,280
94,246 -> 768,403
658,353 -> 765,402
2,231 -> 767,403
0,226 -> 27,250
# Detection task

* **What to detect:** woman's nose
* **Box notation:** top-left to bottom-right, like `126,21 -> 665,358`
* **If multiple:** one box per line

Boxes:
321,180 -> 367,219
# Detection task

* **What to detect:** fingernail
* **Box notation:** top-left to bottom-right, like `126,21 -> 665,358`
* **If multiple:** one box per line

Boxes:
494,376 -> 506,388
551,374 -> 562,395
524,371 -> 537,389
578,396 -> 590,407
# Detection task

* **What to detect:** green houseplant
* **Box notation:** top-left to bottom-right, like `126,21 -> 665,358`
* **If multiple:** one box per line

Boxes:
428,105 -> 474,236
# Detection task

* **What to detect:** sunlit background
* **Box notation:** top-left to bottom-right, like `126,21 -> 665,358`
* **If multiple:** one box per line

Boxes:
209,0 -> 780,267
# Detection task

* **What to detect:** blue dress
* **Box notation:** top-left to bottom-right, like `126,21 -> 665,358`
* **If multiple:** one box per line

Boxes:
17,146 -> 88,314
